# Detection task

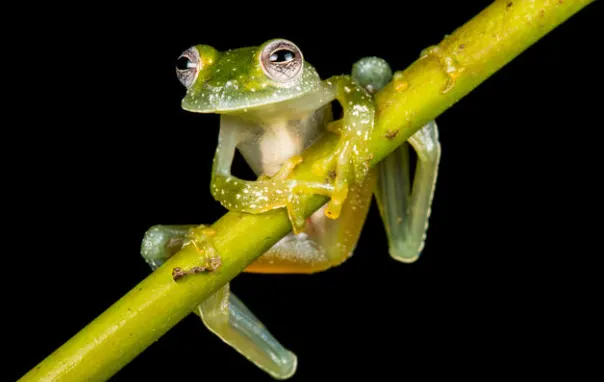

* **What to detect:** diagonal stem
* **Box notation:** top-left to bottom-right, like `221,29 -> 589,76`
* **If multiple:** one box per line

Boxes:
19,1 -> 595,381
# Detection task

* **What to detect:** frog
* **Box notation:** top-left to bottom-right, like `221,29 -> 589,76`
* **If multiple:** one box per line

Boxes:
140,38 -> 441,379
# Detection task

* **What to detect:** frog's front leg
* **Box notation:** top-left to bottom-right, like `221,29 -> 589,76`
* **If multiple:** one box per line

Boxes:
140,225 -> 297,380
312,76 -> 375,220
245,169 -> 376,274
375,120 -> 441,262
211,117 -> 333,233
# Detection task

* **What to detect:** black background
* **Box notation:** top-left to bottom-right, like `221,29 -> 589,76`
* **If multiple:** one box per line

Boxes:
6,1 -> 600,381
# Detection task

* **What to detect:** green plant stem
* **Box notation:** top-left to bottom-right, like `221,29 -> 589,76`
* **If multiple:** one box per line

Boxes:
20,1 -> 594,381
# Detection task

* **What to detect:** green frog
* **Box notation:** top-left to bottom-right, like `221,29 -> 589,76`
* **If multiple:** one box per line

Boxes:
141,38 -> 441,379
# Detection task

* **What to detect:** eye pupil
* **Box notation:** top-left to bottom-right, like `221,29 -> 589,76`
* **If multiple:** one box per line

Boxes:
260,40 -> 303,82
176,47 -> 201,88
176,56 -> 193,71
269,49 -> 294,63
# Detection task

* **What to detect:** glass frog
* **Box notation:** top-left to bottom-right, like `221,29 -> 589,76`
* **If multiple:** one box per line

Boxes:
141,38 -> 441,379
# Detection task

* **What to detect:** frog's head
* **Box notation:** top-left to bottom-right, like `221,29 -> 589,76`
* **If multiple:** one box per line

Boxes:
176,39 -> 322,114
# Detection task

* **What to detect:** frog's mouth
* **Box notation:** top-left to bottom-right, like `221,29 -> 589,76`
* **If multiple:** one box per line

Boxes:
180,83 -> 224,113
181,90 -> 252,114
180,69 -> 325,115
180,87 -> 305,115
181,82 -> 327,120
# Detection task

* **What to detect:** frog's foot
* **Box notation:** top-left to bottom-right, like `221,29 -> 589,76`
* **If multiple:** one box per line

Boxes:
286,180 -> 334,234
275,156 -> 333,233
140,224 -> 221,279
175,225 -> 221,280
312,121 -> 371,220
419,45 -> 465,94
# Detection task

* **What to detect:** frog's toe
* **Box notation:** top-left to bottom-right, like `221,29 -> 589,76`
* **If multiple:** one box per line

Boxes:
272,155 -> 304,180
273,352 -> 297,380
323,137 -> 371,220
286,193 -> 306,234
167,225 -> 222,280
325,184 -> 348,220
184,225 -> 217,254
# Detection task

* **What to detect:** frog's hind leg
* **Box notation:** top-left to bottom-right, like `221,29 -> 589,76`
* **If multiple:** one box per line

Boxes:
374,120 -> 441,263
350,56 -> 441,261
244,169 -> 376,274
198,284 -> 297,380
140,225 -> 297,380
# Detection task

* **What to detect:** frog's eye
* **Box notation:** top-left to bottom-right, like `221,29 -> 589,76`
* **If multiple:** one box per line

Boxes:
176,47 -> 200,88
260,40 -> 303,83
